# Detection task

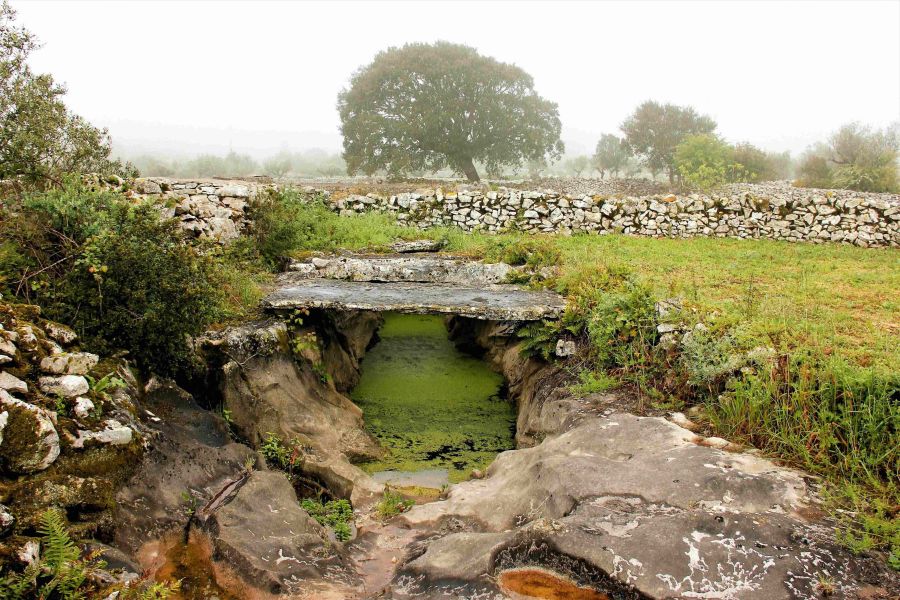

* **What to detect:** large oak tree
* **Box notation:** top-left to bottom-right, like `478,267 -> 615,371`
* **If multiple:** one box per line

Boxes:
338,42 -> 563,182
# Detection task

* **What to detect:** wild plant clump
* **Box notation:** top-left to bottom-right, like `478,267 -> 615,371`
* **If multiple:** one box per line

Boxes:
300,498 -> 354,542
0,180 -> 228,376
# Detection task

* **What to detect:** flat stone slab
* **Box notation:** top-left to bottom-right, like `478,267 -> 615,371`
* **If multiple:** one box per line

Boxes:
263,277 -> 565,321
286,253 -> 518,285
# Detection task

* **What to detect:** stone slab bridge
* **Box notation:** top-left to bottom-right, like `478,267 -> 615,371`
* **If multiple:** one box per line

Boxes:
262,252 -> 566,321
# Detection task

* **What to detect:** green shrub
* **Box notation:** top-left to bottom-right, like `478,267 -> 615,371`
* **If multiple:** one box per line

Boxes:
483,235 -> 561,271
679,328 -> 745,393
569,369 -> 618,395
375,487 -> 414,519
0,181 -> 226,376
300,498 -> 354,542
248,187 -> 449,262
585,282 -> 657,369
674,134 -> 735,190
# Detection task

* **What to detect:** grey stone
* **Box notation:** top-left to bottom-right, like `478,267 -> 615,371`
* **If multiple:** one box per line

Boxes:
264,278 -> 566,321
38,375 -> 89,397
0,502 -> 13,536
39,352 -> 99,376
398,413 -> 876,600
0,389 -> 60,473
195,470 -> 330,595
0,372 -> 27,394
42,322 -> 77,345
73,397 -> 94,419
72,419 -> 133,448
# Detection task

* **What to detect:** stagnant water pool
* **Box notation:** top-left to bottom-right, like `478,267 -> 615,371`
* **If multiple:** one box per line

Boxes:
351,312 -> 516,484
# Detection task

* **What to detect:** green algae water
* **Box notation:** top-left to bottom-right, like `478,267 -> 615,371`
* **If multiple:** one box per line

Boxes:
351,313 -> 515,483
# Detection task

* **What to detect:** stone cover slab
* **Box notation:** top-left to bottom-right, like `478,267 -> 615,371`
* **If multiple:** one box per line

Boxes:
263,277 -> 565,321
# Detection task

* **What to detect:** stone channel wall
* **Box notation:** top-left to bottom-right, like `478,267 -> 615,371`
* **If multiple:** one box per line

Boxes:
133,178 -> 899,247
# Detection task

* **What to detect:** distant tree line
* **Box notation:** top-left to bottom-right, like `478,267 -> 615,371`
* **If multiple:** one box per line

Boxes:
123,149 -> 347,179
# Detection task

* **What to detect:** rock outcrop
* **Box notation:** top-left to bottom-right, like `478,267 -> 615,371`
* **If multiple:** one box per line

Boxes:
201,318 -> 384,505
193,470 -> 338,596
286,253 -> 519,285
394,413 -> 894,599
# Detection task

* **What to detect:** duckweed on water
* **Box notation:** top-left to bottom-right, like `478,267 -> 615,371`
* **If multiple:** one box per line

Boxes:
351,313 -> 515,482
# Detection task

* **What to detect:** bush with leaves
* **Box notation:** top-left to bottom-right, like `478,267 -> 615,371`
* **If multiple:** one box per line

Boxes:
674,134 -> 738,190
300,498 -> 354,541
0,181 -> 226,376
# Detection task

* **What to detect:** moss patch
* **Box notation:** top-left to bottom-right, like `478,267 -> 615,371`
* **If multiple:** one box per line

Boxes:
351,313 -> 514,482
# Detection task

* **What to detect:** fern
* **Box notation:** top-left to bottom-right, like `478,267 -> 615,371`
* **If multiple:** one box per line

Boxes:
0,510 -> 90,600
38,509 -> 80,571
118,579 -> 181,600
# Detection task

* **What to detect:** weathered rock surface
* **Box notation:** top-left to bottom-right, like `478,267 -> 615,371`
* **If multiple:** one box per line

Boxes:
113,379 -> 257,558
395,413 -> 893,599
204,319 -> 383,505
0,371 -> 27,394
287,253 -> 518,285
0,389 -> 60,474
195,470 -> 336,595
39,351 -> 99,375
264,277 -> 566,321
391,239 -> 446,253
38,374 -> 89,397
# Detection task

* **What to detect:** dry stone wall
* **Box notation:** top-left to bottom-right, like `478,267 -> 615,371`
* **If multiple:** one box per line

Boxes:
130,177 -> 899,247
332,182 -> 899,247
133,177 -> 270,242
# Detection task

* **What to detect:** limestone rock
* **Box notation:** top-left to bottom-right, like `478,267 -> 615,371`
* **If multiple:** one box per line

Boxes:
216,184 -> 250,198
39,375 -> 89,397
0,390 -> 60,474
396,413 -> 876,599
0,502 -> 13,536
0,371 -> 27,394
39,352 -> 99,375
71,419 -> 133,448
133,178 -> 162,195
554,339 -> 577,358
195,470 -> 331,595
73,397 -> 94,419
264,278 -> 565,322
287,254 -> 519,286
391,239 -> 446,253
113,379 -> 257,557
0,338 -> 16,357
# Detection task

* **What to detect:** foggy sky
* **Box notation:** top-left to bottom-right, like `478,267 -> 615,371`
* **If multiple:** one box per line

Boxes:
12,0 -> 900,159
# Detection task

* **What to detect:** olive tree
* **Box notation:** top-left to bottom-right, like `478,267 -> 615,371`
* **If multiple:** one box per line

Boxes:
593,134 -> 631,179
0,2 -> 133,185
796,123 -> 898,192
621,100 -> 716,183
338,42 -> 564,182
